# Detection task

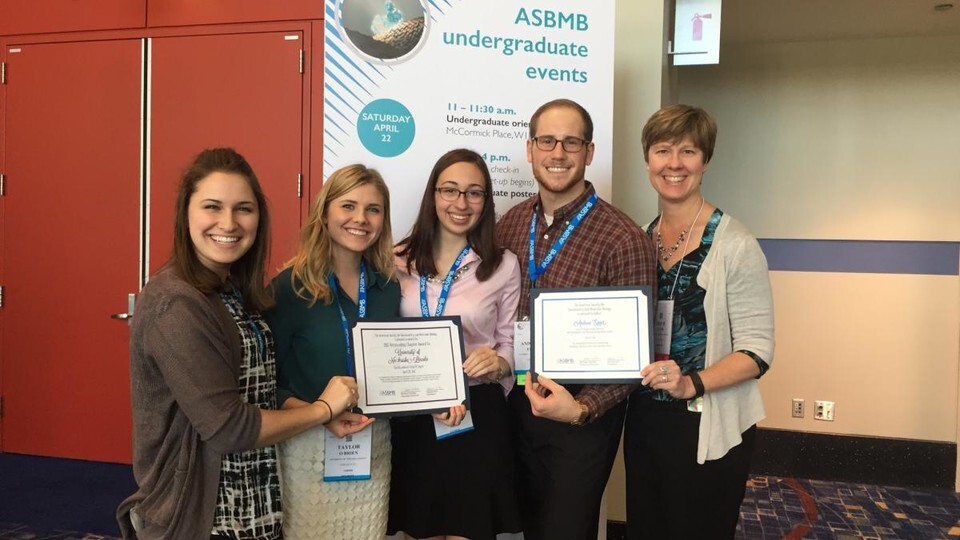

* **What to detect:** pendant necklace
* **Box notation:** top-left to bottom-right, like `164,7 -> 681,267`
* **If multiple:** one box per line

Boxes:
656,197 -> 705,262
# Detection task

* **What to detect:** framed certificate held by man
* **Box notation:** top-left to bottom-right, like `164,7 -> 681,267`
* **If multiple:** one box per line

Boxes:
351,317 -> 469,416
530,287 -> 653,383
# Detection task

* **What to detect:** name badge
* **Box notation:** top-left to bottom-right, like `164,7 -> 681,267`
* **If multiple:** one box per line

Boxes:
513,320 -> 531,385
654,299 -> 674,361
433,410 -> 475,440
323,427 -> 373,482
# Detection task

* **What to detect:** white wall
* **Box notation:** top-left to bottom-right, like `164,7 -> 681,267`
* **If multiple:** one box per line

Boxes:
677,35 -> 960,241
672,34 -> 960,469
598,11 -> 960,523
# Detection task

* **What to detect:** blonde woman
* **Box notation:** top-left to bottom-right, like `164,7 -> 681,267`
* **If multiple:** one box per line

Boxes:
266,164 -> 399,539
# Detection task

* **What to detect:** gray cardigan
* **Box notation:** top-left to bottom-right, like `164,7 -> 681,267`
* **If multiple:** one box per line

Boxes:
117,268 -> 262,539
696,214 -> 775,463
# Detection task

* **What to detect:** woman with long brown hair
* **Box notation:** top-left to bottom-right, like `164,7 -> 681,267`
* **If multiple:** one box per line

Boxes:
118,148 -> 358,540
388,149 -> 522,540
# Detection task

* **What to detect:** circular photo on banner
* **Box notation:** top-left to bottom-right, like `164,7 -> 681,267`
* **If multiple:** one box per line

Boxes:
337,0 -> 429,64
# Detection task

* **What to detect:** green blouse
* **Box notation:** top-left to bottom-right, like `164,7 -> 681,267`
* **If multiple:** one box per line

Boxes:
266,266 -> 400,406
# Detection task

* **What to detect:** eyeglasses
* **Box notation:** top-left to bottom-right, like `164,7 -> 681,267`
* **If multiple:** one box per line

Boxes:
531,135 -> 590,153
435,187 -> 486,203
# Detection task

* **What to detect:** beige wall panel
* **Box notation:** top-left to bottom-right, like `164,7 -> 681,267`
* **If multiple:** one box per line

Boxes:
608,442 -> 628,524
611,1 -> 668,225
605,1 -> 670,524
760,271 -> 959,442
674,35 -> 960,241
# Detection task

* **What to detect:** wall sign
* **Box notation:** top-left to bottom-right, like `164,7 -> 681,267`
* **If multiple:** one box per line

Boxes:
323,0 -> 615,236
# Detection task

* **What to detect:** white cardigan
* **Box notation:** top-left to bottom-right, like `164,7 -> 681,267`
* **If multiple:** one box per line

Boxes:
696,213 -> 774,463
647,212 -> 775,464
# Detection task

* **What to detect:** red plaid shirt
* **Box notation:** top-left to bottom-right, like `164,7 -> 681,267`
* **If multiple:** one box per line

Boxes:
496,181 -> 657,423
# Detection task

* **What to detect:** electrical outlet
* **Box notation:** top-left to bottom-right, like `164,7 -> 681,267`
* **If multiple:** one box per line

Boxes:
814,400 -> 835,421
791,398 -> 804,418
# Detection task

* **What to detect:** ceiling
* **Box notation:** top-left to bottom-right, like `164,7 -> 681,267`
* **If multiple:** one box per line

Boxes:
718,0 -> 960,43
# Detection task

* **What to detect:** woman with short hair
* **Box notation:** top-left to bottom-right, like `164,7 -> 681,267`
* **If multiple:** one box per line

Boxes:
625,105 -> 775,539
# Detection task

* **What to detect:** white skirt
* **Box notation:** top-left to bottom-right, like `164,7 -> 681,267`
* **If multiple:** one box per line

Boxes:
279,421 -> 391,540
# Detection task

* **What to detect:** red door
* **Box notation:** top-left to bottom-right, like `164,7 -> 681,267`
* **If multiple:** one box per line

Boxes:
1,39 -> 142,462
149,31 -> 305,278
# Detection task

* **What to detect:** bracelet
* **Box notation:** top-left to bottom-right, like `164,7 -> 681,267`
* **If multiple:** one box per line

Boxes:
688,371 -> 705,398
316,398 -> 334,425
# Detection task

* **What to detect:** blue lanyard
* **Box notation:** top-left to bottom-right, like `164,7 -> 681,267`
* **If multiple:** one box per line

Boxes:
328,261 -> 367,377
228,286 -> 266,359
527,193 -> 597,283
419,244 -> 471,317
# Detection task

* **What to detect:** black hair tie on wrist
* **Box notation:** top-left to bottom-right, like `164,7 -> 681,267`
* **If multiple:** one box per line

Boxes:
688,371 -> 706,398
316,398 -> 334,424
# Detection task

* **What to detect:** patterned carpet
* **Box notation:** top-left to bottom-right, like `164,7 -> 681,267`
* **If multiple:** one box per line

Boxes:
2,475 -> 960,539
0,527 -> 112,540
737,476 -> 960,539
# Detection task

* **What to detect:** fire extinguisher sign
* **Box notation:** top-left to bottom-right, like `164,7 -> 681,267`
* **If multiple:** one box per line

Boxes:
673,0 -> 722,66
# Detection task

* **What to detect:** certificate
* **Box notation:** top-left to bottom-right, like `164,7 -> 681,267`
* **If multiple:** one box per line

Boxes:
530,287 -> 653,383
351,317 -> 469,416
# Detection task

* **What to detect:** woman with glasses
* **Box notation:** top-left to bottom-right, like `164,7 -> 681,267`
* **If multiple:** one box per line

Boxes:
387,148 -> 522,540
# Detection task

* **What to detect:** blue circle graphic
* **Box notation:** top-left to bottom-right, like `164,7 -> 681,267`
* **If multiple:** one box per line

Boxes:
357,99 -> 415,158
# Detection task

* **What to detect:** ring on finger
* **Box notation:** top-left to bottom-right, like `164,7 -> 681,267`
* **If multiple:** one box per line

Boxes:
661,375 -> 668,383
659,365 -> 669,374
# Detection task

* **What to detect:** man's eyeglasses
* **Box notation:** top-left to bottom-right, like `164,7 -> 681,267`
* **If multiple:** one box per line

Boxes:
531,135 -> 590,153
435,187 -> 486,203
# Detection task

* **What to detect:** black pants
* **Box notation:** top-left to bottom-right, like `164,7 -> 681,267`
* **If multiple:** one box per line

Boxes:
624,393 -> 755,540
510,385 -> 627,540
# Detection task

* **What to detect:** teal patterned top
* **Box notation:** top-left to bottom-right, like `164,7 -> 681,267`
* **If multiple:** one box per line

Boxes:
640,208 -> 723,401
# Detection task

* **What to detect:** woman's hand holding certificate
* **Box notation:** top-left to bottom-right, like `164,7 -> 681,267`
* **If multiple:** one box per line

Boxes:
351,317 -> 470,416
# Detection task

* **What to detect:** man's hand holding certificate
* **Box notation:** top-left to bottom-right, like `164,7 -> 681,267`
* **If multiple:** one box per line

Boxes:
530,287 -> 654,383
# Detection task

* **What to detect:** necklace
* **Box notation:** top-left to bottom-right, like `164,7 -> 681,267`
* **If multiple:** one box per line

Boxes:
656,229 -> 686,261
426,262 -> 470,284
656,197 -> 705,262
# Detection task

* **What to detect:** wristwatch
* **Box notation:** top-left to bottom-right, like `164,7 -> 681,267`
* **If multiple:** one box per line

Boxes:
570,400 -> 590,426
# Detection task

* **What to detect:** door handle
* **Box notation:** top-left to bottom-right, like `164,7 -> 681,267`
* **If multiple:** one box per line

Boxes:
111,293 -> 136,324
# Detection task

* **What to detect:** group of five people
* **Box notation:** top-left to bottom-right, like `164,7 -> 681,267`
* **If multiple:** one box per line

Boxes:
118,99 -> 775,540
